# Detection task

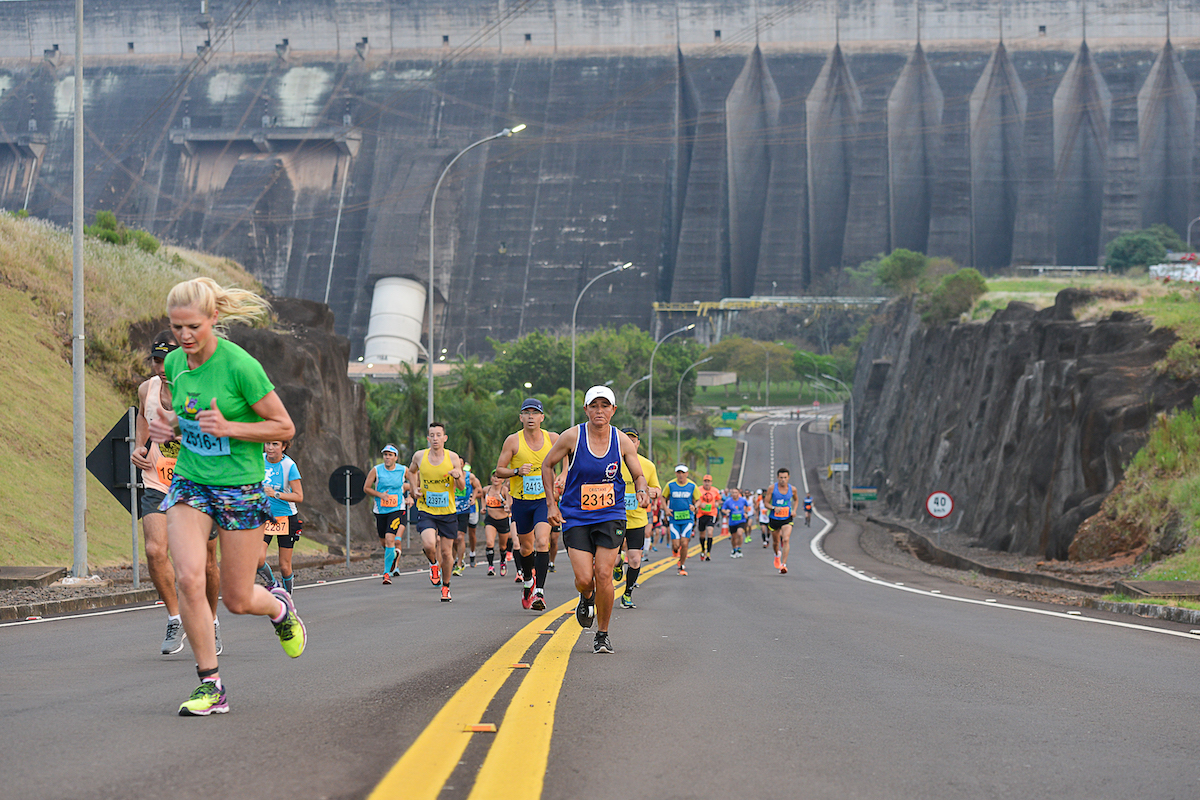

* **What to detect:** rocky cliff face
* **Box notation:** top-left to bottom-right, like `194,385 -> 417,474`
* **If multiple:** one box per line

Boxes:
852,291 -> 1198,559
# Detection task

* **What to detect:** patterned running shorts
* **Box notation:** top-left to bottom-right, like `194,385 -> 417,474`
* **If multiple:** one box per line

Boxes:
159,476 -> 274,532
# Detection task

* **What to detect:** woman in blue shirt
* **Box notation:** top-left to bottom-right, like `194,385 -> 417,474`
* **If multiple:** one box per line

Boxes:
259,440 -> 303,594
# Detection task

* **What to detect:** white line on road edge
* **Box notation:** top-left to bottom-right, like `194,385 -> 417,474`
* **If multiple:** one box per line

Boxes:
0,569 -> 428,628
792,419 -> 1200,642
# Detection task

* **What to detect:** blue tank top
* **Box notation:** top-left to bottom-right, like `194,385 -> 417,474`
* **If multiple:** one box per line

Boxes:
560,424 -> 625,530
771,483 -> 795,520
372,463 -> 407,515
665,480 -> 696,523
454,469 -> 474,513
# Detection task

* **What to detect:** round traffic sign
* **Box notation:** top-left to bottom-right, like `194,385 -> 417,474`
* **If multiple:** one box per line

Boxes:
926,491 -> 954,519
329,465 -> 367,505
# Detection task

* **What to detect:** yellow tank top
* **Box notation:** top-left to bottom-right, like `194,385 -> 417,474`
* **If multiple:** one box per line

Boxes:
416,449 -> 456,514
621,455 -> 660,528
509,429 -> 551,500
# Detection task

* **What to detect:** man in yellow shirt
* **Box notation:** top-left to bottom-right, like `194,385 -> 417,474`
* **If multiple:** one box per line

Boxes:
494,398 -> 559,611
615,428 -> 660,608
407,422 -> 467,602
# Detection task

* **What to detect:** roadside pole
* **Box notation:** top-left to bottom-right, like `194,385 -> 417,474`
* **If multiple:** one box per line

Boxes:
125,407 -> 139,588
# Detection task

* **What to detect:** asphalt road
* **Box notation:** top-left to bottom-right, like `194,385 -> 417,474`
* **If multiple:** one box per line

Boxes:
4,415 -> 1200,799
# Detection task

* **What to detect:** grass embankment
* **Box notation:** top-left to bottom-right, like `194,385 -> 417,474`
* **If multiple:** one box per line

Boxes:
1088,398 -> 1200,598
0,214 -> 281,567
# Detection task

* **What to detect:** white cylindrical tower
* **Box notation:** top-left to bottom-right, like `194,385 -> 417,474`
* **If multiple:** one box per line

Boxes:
363,277 -> 428,363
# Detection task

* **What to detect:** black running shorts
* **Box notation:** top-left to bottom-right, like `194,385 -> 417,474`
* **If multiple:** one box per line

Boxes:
563,520 -> 624,553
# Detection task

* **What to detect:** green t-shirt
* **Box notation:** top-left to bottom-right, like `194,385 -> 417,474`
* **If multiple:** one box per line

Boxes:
164,338 -> 275,486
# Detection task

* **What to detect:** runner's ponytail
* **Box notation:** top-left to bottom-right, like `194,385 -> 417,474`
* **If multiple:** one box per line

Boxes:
166,276 -> 272,331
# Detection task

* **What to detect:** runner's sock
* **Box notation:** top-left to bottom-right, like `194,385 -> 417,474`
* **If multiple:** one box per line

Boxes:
534,550 -> 550,590
282,574 -> 294,594
384,546 -> 395,575
257,563 -> 275,585
625,566 -> 640,596
486,547 -> 495,567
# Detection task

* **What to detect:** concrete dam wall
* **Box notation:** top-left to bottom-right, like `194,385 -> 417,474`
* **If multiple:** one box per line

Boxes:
1,0 -> 1197,358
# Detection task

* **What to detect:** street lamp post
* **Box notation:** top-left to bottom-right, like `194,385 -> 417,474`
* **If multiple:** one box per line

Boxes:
622,373 -> 651,409
812,378 -> 837,486
572,261 -> 632,426
823,373 -> 853,508
427,123 -> 526,425
1188,215 -> 1200,251
648,323 -> 695,464
677,356 -> 714,463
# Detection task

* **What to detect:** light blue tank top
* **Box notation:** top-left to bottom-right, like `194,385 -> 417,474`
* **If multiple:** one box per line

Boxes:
373,463 -> 407,515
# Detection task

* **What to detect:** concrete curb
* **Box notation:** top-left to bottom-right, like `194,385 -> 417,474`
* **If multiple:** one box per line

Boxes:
863,515 -> 1200,625
0,553 -> 376,622
866,515 -> 1113,595
1,588 -> 163,621
1084,599 -> 1200,627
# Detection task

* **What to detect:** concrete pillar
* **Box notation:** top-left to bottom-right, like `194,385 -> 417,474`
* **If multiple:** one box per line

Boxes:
1053,41 -> 1111,266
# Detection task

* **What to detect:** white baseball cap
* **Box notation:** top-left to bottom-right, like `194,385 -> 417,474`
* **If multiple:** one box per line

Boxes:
584,385 -> 616,406
675,464 -> 689,473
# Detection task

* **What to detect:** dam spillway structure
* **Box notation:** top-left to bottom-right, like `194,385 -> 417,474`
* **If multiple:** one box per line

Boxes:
0,0 -> 1197,358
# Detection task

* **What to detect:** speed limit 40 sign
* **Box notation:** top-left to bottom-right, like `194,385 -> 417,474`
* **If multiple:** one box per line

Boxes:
926,491 -> 954,519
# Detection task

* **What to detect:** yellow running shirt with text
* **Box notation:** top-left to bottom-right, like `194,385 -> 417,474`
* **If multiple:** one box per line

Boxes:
621,455 -> 660,528
416,449 -> 456,515
508,430 -> 551,500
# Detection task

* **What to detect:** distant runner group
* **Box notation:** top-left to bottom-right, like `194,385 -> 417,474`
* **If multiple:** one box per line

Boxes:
133,277 -> 820,716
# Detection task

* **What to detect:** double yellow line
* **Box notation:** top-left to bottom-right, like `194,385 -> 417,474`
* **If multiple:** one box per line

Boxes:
368,544 -> 703,799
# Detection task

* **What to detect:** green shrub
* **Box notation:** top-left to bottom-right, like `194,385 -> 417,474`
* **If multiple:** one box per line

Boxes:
131,229 -> 160,255
922,268 -> 988,325
93,210 -> 119,230
1105,230 -> 1168,273
83,211 -> 158,254
875,249 -> 928,295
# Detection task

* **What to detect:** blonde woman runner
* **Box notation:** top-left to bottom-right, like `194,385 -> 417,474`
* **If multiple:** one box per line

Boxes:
149,277 -> 306,716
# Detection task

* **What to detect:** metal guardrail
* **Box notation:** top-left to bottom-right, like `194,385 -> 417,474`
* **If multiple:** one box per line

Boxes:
1015,266 -> 1103,275
653,296 -> 888,315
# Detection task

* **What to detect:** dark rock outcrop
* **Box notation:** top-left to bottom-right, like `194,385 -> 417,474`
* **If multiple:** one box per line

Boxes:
853,292 -> 1198,559
228,298 -> 371,548
132,298 -> 371,548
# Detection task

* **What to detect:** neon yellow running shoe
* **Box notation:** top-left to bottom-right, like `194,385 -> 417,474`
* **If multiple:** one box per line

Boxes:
270,587 -> 307,658
178,681 -> 228,716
